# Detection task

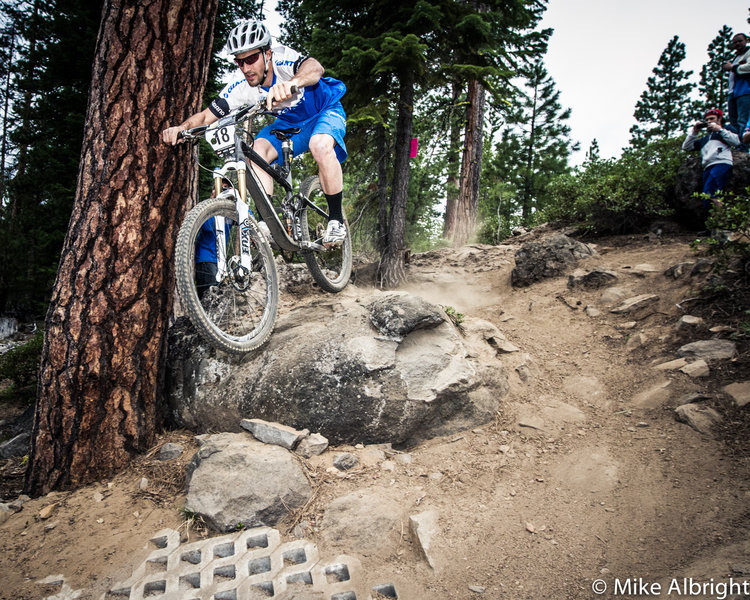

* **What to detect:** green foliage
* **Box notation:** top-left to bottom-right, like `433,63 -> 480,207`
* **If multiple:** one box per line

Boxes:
0,329 -> 43,405
630,35 -> 695,148
442,305 -> 465,331
703,190 -> 750,262
699,26 -> 733,112
543,137 -> 682,234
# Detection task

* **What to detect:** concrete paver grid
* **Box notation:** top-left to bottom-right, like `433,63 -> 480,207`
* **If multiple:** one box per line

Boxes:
102,527 -> 398,600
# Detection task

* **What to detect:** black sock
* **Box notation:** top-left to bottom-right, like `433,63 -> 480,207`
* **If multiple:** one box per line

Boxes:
325,191 -> 344,223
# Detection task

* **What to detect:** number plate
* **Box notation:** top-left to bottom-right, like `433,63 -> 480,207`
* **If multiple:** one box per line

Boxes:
206,123 -> 235,152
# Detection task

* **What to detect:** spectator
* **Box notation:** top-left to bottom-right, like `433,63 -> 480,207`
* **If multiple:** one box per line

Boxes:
682,108 -> 740,221
723,33 -> 750,140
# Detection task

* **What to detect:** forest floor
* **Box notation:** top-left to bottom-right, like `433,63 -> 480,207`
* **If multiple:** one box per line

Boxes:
1,228 -> 750,600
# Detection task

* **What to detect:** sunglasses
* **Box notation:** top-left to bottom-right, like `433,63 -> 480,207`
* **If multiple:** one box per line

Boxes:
234,52 -> 263,68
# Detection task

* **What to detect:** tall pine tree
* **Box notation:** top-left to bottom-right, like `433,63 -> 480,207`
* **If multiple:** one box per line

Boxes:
629,35 -> 695,148
699,25 -> 734,112
488,60 -> 577,224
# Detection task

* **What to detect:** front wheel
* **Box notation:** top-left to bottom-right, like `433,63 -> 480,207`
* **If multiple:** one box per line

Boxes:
299,176 -> 352,292
175,197 -> 278,354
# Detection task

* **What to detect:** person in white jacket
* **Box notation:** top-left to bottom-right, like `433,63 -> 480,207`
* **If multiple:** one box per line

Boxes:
682,107 -> 740,218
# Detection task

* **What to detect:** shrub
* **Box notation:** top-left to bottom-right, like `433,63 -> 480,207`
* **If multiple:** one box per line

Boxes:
0,329 -> 43,405
544,137 -> 682,234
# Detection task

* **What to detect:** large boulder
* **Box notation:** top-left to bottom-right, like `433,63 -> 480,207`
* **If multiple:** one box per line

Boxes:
511,233 -> 596,287
166,291 -> 509,446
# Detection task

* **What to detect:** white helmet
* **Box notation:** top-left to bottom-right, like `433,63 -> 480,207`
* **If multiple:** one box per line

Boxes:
226,19 -> 272,55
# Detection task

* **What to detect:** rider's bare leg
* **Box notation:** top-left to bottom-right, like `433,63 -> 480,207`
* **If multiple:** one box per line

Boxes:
309,133 -> 342,195
251,138 -> 278,196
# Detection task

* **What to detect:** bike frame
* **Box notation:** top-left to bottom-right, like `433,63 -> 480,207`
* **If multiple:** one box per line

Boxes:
210,123 -> 328,254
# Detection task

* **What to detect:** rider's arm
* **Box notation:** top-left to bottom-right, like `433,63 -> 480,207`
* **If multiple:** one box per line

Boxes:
162,107 -> 219,145
266,57 -> 325,109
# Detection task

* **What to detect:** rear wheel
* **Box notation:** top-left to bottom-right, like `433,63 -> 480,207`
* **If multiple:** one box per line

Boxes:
299,175 -> 352,292
175,197 -> 278,354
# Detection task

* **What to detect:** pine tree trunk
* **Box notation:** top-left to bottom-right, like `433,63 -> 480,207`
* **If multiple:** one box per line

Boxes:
442,82 -> 462,238
521,79 -> 538,223
379,70 -> 414,288
451,78 -> 485,246
376,124 -> 388,253
25,0 -> 217,495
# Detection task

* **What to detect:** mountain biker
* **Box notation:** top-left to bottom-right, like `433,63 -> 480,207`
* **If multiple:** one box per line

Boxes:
162,18 -> 348,246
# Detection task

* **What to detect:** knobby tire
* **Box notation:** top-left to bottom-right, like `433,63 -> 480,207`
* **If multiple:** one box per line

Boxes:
175,197 -> 278,354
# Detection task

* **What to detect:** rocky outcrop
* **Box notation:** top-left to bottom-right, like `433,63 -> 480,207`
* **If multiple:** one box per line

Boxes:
166,291 -> 509,446
511,234 -> 596,287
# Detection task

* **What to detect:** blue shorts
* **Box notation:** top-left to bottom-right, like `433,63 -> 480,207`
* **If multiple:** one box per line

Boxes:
257,102 -> 347,164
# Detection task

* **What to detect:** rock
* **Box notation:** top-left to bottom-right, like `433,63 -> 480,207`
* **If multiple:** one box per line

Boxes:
368,293 -> 445,341
610,294 -> 660,314
511,234 -> 596,287
0,432 -> 30,459
39,503 -> 57,520
139,478 -> 149,490
599,287 -> 631,306
240,419 -> 309,450
625,332 -> 647,351
320,490 -> 402,555
674,403 -> 722,435
723,382 -> 750,407
294,433 -> 329,458
585,306 -> 601,317
654,358 -> 689,371
359,447 -> 386,467
333,452 -> 359,471
394,453 -> 412,466
616,321 -> 638,331
680,360 -> 710,378
677,339 -> 737,362
185,433 -> 311,531
410,510 -> 440,569
0,503 -> 10,525
167,293 -> 509,446
664,262 -> 694,279
567,268 -> 618,289
676,315 -> 705,333
690,258 -> 715,276
158,442 -> 184,461
469,585 -> 486,594
8,495 -> 30,511
631,380 -> 672,409
631,264 -> 660,276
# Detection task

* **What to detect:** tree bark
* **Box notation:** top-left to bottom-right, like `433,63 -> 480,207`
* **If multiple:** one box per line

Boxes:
375,123 -> 388,253
25,0 -> 217,495
379,69 -> 414,288
442,81 -> 462,238
450,78 -> 484,246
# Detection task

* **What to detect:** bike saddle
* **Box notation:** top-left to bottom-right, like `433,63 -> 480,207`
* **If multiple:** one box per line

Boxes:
270,127 -> 301,141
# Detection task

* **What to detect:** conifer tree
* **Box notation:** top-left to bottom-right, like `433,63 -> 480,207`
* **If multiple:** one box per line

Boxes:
629,35 -> 695,148
699,25 -> 734,111
490,60 -> 578,223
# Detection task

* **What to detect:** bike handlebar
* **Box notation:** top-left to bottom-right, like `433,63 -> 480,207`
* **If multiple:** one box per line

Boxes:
176,85 -> 298,141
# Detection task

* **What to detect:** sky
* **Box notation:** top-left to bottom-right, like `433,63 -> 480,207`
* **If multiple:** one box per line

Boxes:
540,0 -> 750,164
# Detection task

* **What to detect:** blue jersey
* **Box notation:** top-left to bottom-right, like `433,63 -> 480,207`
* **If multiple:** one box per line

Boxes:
209,44 -> 346,125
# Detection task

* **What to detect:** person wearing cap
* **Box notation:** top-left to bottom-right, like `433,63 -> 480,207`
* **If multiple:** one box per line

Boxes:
162,19 -> 348,247
682,108 -> 740,219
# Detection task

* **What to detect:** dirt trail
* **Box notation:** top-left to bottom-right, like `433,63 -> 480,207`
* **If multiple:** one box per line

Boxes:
1,232 -> 749,600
